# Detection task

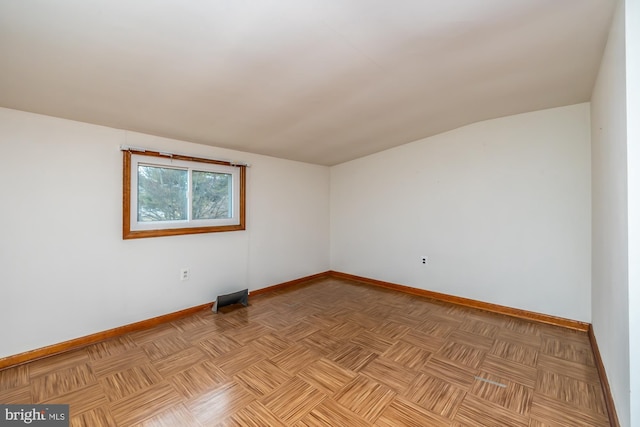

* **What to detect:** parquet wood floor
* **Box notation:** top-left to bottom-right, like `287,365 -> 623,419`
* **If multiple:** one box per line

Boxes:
0,278 -> 611,426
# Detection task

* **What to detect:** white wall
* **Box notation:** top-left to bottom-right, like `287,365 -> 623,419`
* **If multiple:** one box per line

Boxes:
591,1 -> 631,425
331,104 -> 591,321
0,108 -> 330,359
625,0 -> 640,424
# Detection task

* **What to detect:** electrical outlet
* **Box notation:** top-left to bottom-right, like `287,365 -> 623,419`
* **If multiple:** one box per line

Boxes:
180,268 -> 190,281
422,256 -> 428,265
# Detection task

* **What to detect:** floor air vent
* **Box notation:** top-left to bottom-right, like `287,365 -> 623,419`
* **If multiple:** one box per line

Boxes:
212,289 -> 249,313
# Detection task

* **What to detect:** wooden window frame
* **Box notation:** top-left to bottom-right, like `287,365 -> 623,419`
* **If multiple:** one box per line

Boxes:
123,149 -> 246,239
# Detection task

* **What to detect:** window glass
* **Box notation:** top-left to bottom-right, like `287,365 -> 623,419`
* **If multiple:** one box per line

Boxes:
192,170 -> 232,220
137,165 -> 188,222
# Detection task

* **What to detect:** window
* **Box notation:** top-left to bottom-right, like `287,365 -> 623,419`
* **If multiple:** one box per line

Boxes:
123,150 -> 246,239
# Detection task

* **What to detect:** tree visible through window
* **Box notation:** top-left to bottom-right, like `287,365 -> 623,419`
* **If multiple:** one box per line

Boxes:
123,150 -> 246,239
137,165 -> 188,222
192,171 -> 232,220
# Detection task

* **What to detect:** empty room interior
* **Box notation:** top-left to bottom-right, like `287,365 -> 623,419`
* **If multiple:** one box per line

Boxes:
0,1 -> 638,426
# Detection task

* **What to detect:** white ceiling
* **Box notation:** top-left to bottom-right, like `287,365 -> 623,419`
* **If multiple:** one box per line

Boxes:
0,1 -> 615,165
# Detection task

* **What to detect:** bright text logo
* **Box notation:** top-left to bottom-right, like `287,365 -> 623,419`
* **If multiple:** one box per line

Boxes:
0,405 -> 68,426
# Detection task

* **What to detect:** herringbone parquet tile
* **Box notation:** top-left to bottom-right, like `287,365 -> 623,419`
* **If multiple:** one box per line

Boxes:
0,278 -> 612,426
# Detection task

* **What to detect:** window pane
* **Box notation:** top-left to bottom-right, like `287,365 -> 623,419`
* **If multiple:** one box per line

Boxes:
192,170 -> 232,220
137,165 -> 188,222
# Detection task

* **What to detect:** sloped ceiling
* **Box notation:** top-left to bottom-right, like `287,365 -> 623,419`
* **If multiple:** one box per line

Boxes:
0,0 -> 615,165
